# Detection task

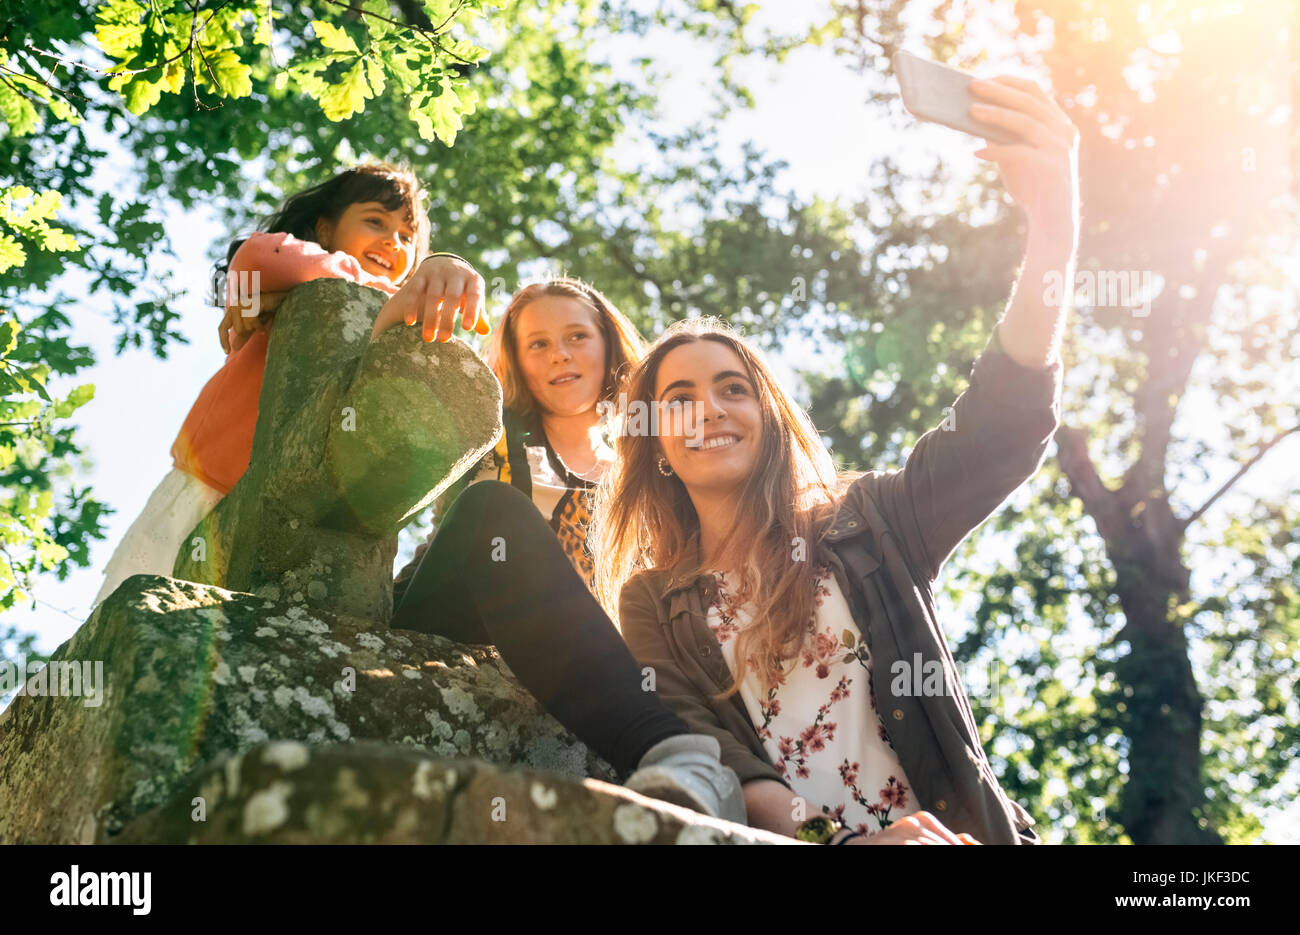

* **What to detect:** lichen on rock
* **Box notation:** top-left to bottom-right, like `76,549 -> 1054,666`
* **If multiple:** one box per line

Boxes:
111,743 -> 783,845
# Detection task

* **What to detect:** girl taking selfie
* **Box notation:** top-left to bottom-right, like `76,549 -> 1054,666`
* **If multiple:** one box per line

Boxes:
593,74 -> 1078,844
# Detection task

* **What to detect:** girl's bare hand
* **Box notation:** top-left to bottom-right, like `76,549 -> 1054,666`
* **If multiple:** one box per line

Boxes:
844,811 -> 981,845
969,75 -> 1080,247
371,254 -> 489,343
219,290 -> 289,354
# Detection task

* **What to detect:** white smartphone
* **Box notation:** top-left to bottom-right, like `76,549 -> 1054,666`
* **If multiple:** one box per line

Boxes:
893,49 -> 1018,144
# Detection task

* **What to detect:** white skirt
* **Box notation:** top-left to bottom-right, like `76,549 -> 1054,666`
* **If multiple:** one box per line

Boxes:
92,468 -> 225,606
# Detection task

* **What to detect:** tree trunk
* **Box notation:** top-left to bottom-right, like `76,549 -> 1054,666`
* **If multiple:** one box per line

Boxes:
1112,558 -> 1222,844
1057,429 -> 1224,844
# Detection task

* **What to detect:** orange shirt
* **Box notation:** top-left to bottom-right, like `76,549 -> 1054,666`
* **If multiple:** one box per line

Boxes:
171,232 -> 401,495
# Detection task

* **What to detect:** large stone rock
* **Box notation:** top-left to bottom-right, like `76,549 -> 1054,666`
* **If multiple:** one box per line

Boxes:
173,278 -> 502,623
112,741 -> 787,845
0,577 -> 619,844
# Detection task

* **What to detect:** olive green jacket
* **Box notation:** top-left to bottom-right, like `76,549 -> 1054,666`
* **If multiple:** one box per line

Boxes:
617,325 -> 1058,844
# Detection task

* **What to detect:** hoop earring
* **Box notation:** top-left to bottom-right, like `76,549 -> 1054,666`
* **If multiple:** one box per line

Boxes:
657,456 -> 674,477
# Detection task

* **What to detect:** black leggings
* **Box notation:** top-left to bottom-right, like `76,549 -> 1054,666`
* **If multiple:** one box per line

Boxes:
391,480 -> 689,778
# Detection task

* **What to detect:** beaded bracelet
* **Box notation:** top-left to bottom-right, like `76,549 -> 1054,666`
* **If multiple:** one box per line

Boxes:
424,251 -> 471,265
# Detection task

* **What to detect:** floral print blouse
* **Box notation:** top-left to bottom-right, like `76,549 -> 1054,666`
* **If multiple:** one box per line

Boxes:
705,563 -> 920,836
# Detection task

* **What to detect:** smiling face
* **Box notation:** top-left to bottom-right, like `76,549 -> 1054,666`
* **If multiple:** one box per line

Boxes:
654,338 -> 763,499
514,295 -> 608,418
315,200 -> 416,283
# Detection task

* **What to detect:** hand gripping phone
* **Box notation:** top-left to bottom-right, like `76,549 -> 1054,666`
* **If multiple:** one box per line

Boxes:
893,49 -> 1018,144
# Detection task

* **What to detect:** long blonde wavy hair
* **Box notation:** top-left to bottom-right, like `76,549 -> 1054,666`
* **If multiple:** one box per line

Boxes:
591,317 -> 851,698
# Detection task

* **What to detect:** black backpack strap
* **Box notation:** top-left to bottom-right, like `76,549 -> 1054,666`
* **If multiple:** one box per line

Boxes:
502,407 -> 534,502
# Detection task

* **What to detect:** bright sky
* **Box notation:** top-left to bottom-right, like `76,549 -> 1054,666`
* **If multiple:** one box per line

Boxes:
5,0 -> 1296,842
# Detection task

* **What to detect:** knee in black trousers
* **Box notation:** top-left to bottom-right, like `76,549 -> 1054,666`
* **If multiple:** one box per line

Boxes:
391,479 -> 689,776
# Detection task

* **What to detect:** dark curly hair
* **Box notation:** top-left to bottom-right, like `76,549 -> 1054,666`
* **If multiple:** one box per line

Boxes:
210,162 -> 431,307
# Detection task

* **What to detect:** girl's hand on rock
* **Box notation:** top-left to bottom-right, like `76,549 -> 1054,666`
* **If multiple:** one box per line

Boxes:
219,290 -> 289,354
371,254 -> 489,343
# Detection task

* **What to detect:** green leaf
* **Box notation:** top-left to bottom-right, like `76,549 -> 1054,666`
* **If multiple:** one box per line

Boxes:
0,185 -> 32,211
285,59 -> 331,100
122,76 -> 165,115
318,61 -> 371,121
253,3 -> 274,45
454,81 -> 480,116
13,364 -> 51,402
411,79 -> 476,145
25,190 -> 63,224
39,229 -> 79,253
207,50 -> 253,99
53,384 -> 94,418
383,49 -> 423,92
364,56 -> 386,96
0,81 -> 39,136
0,320 -> 18,356
361,0 -> 396,38
312,20 -> 360,55
34,539 -> 69,569
421,0 -> 459,26
93,0 -> 144,59
137,10 -> 166,63
160,59 -> 185,95
0,235 -> 26,275
46,93 -> 82,125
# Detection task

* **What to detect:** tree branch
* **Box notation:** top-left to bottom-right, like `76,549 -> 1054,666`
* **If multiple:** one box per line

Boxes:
1119,249 -> 1228,512
1179,424 -> 1300,532
1055,422 -> 1127,540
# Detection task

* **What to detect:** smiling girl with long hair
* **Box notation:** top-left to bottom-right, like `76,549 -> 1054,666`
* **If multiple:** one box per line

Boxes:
591,316 -> 1059,845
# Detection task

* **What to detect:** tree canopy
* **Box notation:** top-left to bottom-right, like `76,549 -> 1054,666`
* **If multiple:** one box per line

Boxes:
1,0 -> 1296,843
